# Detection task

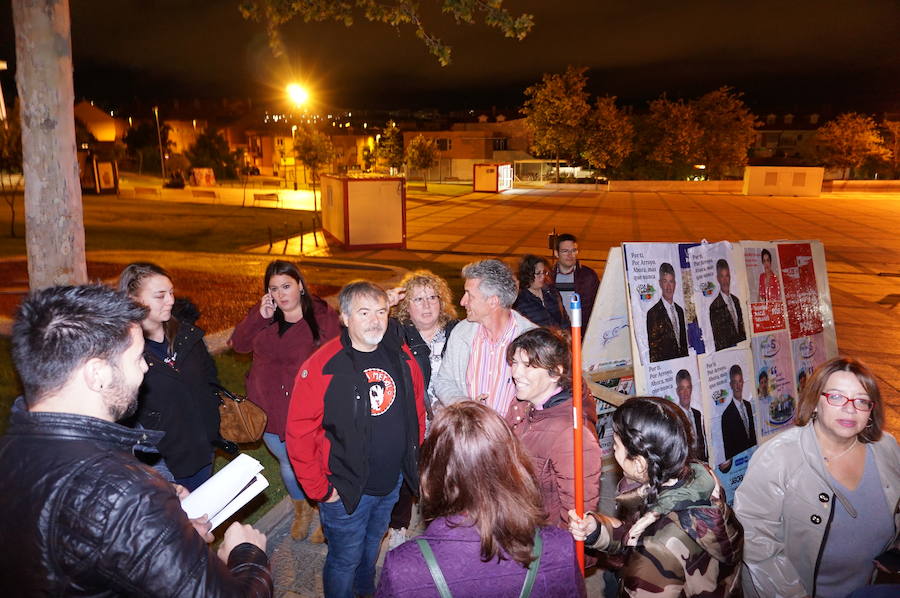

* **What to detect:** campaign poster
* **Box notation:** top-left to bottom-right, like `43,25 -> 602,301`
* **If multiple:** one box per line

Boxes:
715,446 -> 757,505
645,356 -> 709,462
700,347 -> 758,471
688,242 -> 751,354
678,243 -> 706,355
743,242 -> 787,334
792,333 -> 828,394
777,243 -> 824,340
751,330 -> 798,441
624,243 -> 691,366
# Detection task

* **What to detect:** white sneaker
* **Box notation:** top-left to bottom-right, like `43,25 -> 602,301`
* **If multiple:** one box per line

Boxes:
387,527 -> 407,550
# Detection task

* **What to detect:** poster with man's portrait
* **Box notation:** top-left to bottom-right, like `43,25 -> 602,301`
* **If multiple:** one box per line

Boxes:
688,242 -> 751,354
700,347 -> 758,503
645,356 -> 709,462
743,242 -> 787,334
624,243 -> 690,366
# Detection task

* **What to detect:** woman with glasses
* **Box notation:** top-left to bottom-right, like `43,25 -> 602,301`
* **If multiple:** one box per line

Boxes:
386,270 -> 459,548
734,357 -> 900,598
513,255 -> 569,329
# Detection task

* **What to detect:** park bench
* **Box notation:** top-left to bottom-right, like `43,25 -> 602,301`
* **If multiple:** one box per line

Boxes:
253,193 -> 281,208
191,189 -> 218,200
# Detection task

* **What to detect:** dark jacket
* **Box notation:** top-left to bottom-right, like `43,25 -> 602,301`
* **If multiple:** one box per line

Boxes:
513,288 -> 570,329
0,398 -> 272,597
505,389 -> 602,528
285,328 -> 426,513
709,293 -> 747,351
375,517 -> 586,598
229,297 -> 341,439
587,463 -> 743,597
721,398 -> 757,461
133,319 -> 221,478
646,299 -> 688,363
392,318 -> 459,389
551,261 -> 600,326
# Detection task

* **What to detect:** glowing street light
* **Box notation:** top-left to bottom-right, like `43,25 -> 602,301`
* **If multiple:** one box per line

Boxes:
286,83 -> 309,108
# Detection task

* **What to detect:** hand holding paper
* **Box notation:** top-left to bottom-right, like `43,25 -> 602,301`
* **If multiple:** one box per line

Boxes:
180,453 -> 269,531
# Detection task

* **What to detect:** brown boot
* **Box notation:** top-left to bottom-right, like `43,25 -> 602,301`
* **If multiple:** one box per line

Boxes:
309,506 -> 326,544
291,499 -> 314,541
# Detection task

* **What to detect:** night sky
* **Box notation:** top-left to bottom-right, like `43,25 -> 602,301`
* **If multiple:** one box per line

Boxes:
1,0 -> 898,113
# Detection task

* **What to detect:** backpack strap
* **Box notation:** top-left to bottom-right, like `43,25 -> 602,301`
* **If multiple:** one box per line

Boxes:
416,528 -> 543,598
519,528 -> 543,598
416,538 -> 453,598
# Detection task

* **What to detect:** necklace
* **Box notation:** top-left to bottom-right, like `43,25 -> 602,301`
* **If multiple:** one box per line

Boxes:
822,438 -> 858,463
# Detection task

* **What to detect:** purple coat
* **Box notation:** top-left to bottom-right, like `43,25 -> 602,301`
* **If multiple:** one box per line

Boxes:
375,517 -> 586,598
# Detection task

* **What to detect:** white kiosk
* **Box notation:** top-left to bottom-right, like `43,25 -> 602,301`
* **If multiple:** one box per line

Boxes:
473,162 -> 513,193
320,174 -> 407,249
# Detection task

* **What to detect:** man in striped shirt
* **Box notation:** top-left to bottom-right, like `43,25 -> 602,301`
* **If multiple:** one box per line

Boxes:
433,259 -> 536,416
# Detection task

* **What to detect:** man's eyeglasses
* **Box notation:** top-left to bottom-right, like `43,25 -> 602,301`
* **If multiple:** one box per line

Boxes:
822,392 -> 874,412
411,295 -> 440,306
558,248 -> 578,255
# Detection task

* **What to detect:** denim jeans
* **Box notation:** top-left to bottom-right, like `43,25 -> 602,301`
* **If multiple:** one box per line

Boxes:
263,432 -> 306,500
318,476 -> 402,598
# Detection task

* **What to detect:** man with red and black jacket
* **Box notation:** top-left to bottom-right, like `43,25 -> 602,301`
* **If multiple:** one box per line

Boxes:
286,281 -> 425,598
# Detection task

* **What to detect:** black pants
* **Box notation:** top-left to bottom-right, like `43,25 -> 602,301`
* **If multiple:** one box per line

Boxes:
389,480 -> 414,529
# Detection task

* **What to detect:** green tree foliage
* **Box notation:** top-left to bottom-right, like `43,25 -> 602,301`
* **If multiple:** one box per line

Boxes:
239,0 -> 533,66
377,121 -> 405,173
882,121 -> 900,177
405,134 -> 438,190
692,87 -> 757,179
185,130 -> 241,180
123,121 -> 172,176
522,66 -> 591,181
815,113 -> 891,179
294,127 -> 334,211
581,96 -> 634,174
0,103 -> 23,237
644,96 -> 702,178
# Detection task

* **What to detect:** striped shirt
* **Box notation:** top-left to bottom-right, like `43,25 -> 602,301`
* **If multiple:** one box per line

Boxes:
465,315 -> 519,416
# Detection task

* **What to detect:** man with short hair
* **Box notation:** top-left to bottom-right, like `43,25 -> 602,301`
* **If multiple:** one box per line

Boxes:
286,281 -> 425,598
0,285 -> 272,596
721,364 -> 758,461
552,233 -> 600,325
709,258 -> 747,351
646,262 -> 689,362
675,369 -> 708,461
433,259 -> 536,415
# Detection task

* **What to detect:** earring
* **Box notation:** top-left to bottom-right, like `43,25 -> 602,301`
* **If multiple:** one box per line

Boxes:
811,410 -> 818,421
866,419 -> 874,429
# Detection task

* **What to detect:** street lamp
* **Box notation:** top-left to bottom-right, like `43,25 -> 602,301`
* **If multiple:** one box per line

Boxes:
152,106 -> 166,180
286,83 -> 310,191
0,60 -> 8,127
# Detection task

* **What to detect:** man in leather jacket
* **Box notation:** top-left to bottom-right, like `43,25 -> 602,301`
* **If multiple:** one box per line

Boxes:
0,285 -> 273,597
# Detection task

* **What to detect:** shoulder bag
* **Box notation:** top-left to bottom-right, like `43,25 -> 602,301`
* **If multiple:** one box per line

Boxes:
213,383 -> 267,444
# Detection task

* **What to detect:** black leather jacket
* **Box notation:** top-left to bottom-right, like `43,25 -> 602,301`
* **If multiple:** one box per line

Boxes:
0,398 -> 272,597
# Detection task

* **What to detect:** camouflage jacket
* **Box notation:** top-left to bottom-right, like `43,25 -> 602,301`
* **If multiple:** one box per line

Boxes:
588,463 -> 744,597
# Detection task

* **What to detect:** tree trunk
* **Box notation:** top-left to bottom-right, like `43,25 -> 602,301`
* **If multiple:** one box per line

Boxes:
311,167 -> 318,213
13,0 -> 87,288
555,153 -> 560,183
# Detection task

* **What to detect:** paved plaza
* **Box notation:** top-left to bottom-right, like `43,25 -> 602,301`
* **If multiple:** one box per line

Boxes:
259,186 -> 900,597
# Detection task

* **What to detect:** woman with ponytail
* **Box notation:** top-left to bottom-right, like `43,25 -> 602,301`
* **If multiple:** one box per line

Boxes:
569,396 -> 743,597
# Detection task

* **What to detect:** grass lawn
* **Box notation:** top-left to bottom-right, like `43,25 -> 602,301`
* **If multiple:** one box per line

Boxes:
0,193 -> 316,256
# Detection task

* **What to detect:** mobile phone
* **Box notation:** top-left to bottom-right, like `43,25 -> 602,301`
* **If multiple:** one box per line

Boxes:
874,548 -> 900,574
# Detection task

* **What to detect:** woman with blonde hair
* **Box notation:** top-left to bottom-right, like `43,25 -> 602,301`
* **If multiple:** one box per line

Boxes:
735,357 -> 900,598
387,269 -> 459,547
376,401 -> 585,597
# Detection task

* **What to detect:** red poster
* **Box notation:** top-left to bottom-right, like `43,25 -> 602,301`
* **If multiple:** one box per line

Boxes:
777,243 -> 824,339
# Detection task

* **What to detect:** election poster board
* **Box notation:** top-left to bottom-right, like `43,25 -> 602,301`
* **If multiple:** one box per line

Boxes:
585,238 -> 838,503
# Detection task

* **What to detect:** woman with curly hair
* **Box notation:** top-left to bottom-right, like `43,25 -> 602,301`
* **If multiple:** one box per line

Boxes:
376,401 -> 585,598
387,270 -> 459,548
569,396 -> 743,597
513,254 -> 569,329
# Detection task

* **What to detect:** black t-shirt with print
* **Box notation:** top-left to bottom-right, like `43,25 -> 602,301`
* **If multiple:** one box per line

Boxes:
353,346 -> 407,495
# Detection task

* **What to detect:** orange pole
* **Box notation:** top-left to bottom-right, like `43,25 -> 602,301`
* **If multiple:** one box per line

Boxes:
570,293 -> 585,573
